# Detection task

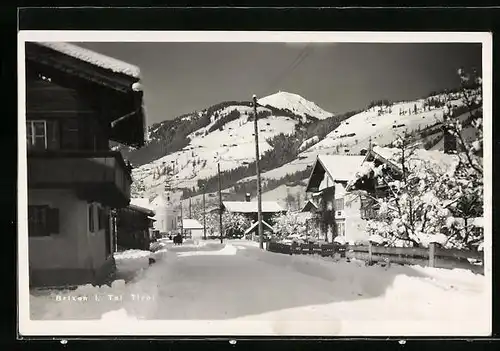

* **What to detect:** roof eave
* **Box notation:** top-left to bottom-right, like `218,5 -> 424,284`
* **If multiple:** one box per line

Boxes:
305,156 -> 322,193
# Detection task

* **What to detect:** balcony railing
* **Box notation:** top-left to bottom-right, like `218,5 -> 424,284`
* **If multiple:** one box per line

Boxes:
27,150 -> 132,208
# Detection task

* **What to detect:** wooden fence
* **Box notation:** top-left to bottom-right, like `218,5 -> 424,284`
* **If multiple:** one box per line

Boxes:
267,241 -> 484,274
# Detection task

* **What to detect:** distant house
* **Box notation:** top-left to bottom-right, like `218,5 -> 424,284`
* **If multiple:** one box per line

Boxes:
305,155 -> 366,243
182,218 -> 204,239
26,42 -> 146,287
298,200 -> 320,237
300,199 -> 318,214
222,194 -> 286,224
244,220 -> 275,239
116,204 -> 155,251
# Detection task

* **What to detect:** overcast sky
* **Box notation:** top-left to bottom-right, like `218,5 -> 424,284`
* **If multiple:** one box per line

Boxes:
76,42 -> 482,126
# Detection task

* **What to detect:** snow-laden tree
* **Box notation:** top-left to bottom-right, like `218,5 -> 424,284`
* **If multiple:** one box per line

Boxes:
437,68 -> 484,249
272,211 -> 309,239
359,139 -> 455,248
358,68 -> 483,250
222,212 -> 251,238
197,211 -> 251,237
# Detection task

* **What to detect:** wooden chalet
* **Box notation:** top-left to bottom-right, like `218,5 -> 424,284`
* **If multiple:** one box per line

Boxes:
116,204 -> 155,251
26,42 -> 146,287
305,154 -> 366,243
221,197 -> 286,224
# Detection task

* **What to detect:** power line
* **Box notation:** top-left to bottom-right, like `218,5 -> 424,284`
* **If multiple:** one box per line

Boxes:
262,44 -> 314,97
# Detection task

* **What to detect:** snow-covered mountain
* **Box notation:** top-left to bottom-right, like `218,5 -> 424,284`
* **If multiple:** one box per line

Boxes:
258,91 -> 333,121
129,92 -> 333,199
126,87 -> 481,208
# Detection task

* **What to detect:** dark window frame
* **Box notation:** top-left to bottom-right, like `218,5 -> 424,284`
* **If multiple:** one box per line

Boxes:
26,120 -> 48,150
28,205 -> 59,237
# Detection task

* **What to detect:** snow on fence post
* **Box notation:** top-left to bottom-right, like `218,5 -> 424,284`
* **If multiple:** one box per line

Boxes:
429,242 -> 436,268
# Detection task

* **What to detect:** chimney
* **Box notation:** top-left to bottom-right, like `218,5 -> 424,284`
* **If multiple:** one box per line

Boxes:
245,193 -> 251,202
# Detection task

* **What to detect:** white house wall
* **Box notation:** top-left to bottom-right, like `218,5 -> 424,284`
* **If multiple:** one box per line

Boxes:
343,193 -> 368,244
28,189 -> 82,269
28,189 -> 112,271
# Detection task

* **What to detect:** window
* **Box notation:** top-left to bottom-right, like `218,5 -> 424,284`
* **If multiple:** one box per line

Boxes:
26,120 -> 61,151
26,120 -> 47,150
336,221 -> 345,237
335,198 -> 344,211
28,205 -> 59,237
88,204 -> 95,232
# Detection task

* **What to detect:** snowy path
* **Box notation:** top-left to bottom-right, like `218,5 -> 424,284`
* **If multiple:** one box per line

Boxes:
29,240 -> 490,336
139,240 -> 487,334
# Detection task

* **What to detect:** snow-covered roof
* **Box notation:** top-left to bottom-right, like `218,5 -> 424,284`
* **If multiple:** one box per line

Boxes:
130,198 -> 153,211
223,201 -> 285,213
128,204 -> 155,217
244,220 -> 275,235
306,154 -> 365,192
37,42 -> 141,79
317,155 -> 366,182
182,219 -> 204,230
370,146 -> 460,175
346,146 -> 461,190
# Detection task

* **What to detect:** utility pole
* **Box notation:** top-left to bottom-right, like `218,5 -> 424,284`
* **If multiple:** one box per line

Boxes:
253,94 -> 264,249
189,197 -> 192,218
180,200 -> 184,238
202,188 -> 207,240
218,162 -> 223,244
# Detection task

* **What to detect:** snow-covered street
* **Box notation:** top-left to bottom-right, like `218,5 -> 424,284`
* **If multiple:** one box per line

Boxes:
28,239 -> 490,336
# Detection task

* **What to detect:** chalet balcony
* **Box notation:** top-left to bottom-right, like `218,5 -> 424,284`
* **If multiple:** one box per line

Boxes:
27,150 -> 132,208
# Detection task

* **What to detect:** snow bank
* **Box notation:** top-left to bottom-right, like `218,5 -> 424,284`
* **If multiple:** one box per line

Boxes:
30,249 -> 177,320
114,250 -> 151,260
114,249 -> 152,276
100,308 -> 139,321
177,243 -> 237,257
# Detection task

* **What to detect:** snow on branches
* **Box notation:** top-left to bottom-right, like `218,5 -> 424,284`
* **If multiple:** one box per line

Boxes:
272,211 -> 318,239
222,212 -> 251,237
200,211 -> 251,237
363,68 -> 484,250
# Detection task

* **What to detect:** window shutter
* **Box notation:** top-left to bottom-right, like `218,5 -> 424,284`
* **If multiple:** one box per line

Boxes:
47,208 -> 60,234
